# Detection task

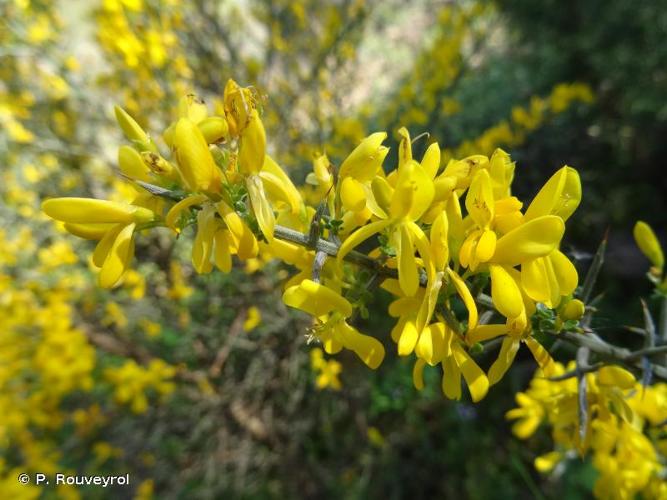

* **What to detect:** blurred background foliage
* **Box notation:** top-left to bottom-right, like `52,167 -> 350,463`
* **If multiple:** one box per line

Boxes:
1,0 -> 665,498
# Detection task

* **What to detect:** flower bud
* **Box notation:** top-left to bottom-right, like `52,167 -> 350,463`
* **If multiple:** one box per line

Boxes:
339,132 -> 388,182
43,198 -> 154,225
633,221 -> 664,270
118,145 -> 150,181
561,298 -> 585,321
114,106 -> 157,152
198,116 -> 229,144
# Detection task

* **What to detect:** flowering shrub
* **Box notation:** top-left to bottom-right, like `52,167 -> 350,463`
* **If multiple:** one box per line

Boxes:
41,79 -> 667,497
3,1 -> 666,498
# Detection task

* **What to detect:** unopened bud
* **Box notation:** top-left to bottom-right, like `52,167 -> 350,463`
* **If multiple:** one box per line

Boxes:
561,299 -> 585,321
198,116 -> 229,144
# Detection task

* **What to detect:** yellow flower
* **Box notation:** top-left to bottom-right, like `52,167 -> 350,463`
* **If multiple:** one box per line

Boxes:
223,79 -> 256,136
243,306 -> 262,332
411,322 -> 489,402
338,130 -> 435,297
310,348 -> 342,390
283,279 -> 385,369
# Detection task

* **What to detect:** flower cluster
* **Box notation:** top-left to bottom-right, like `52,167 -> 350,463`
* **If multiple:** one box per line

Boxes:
508,363 -> 667,499
105,359 -> 176,414
43,79 -> 588,404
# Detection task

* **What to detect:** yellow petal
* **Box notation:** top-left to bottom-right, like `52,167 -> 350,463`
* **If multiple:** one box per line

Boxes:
597,365 -> 636,389
467,324 -> 507,344
198,116 -> 229,144
118,145 -> 150,181
192,206 -> 217,274
458,232 -> 475,269
491,215 -> 565,266
633,221 -> 664,269
433,176 -> 457,202
408,221 -> 435,285
550,250 -> 578,296
397,318 -> 419,356
441,356 -> 462,400
416,272 -> 443,334
371,176 -> 394,214
260,155 -> 302,214
337,322 -> 385,369
416,322 -> 447,365
340,176 -> 367,212
339,132 -> 388,182
282,279 -> 353,318
430,211 -> 449,270
362,183 -> 388,219
413,358 -> 426,390
421,142 -> 441,179
446,268 -> 478,330
475,229 -> 497,262
524,166 -> 581,222
488,148 -> 514,199
542,255 -> 561,308
178,94 -> 208,123
337,218 -> 392,266
238,109 -> 266,175
490,264 -> 525,320
217,202 -> 258,259
114,106 -> 156,151
64,222 -> 115,240
534,452 -> 563,473
452,344 -> 489,402
93,224 -> 122,267
99,223 -> 136,288
213,229 -> 232,273
397,224 -> 419,296
524,337 -> 556,377
388,296 -> 421,317
165,194 -> 208,232
247,175 -> 275,241
521,258 -> 552,305
43,198 -> 153,224
397,127 -> 412,170
465,169 -> 494,228
173,118 -> 221,193
488,337 -> 520,385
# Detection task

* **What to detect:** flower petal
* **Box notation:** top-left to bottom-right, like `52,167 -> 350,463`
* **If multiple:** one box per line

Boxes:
490,264 -> 525,320
99,223 -> 136,288
337,322 -> 385,369
488,337 -> 520,385
452,344 -> 489,402
282,279 -> 353,318
247,174 -> 275,242
491,215 -> 564,266
446,268 -> 478,330
337,219 -> 392,267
